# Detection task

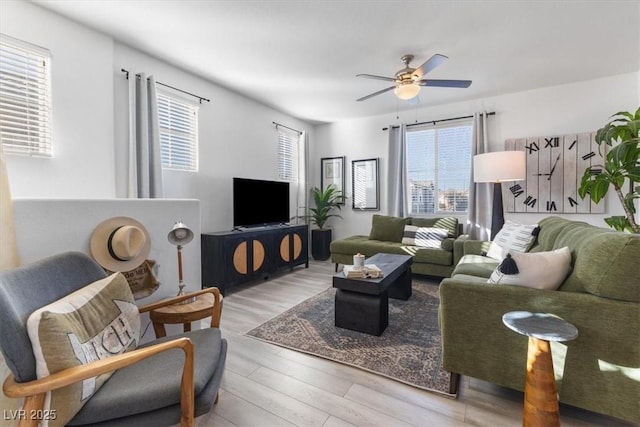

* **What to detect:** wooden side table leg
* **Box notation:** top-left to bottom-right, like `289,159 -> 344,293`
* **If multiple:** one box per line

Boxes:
152,321 -> 167,339
523,337 -> 560,427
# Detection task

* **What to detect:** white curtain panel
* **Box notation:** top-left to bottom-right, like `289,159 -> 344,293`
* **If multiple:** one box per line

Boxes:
296,131 -> 309,223
466,112 -> 492,240
127,73 -> 163,198
0,144 -> 19,270
387,124 -> 407,217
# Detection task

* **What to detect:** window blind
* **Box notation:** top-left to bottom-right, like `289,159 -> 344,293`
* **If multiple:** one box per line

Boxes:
157,91 -> 198,171
406,119 -> 472,214
0,34 -> 52,156
277,130 -> 297,182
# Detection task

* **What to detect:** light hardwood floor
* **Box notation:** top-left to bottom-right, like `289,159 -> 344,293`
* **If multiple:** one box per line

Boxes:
194,260 -> 635,427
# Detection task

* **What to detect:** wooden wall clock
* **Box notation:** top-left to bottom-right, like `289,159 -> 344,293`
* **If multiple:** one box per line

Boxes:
505,132 -> 605,213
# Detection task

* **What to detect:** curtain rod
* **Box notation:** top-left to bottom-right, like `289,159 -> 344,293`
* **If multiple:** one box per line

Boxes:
382,111 -> 495,131
273,121 -> 302,135
120,69 -> 211,104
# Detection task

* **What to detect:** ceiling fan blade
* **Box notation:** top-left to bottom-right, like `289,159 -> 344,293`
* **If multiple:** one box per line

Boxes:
418,79 -> 472,88
356,73 -> 396,82
356,86 -> 395,102
412,54 -> 448,79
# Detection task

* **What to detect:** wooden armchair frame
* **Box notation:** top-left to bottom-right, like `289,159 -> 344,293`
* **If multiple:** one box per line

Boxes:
3,287 -> 222,427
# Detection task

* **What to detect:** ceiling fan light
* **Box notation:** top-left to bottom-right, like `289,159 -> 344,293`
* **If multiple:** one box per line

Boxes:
394,83 -> 420,100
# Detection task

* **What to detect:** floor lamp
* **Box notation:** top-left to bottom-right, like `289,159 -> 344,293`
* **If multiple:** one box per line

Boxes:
473,151 -> 526,240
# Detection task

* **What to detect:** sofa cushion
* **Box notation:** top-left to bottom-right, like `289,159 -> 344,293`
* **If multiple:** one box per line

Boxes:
452,254 -> 499,278
69,328 -> 223,425
401,225 -> 448,248
562,232 -> 640,302
368,215 -> 410,243
486,220 -> 538,260
410,217 -> 459,238
26,273 -> 140,427
488,247 -> 571,290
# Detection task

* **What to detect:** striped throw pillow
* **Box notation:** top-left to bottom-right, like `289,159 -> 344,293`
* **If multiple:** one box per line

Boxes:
402,225 -> 449,248
486,220 -> 539,260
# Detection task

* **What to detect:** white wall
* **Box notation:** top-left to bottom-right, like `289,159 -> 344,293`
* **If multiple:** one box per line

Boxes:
113,43 -> 313,232
313,72 -> 640,240
0,0 -> 115,198
12,199 -> 201,307
1,0 -> 314,234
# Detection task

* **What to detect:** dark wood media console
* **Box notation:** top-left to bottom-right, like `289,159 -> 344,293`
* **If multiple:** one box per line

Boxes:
201,224 -> 309,294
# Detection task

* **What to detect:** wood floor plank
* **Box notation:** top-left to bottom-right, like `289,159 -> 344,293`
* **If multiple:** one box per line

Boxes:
344,383 -> 466,427
212,389 -> 297,427
321,416 -> 357,427
248,366 -> 415,427
221,370 -> 330,427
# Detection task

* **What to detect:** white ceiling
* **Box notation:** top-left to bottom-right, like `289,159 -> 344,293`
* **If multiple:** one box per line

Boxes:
32,0 -> 640,125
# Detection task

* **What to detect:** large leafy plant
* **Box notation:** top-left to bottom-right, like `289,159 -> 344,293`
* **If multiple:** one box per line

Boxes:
578,107 -> 640,233
309,185 -> 346,229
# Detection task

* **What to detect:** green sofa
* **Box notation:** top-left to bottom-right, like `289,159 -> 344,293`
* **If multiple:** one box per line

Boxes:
439,216 -> 640,423
330,214 -> 466,277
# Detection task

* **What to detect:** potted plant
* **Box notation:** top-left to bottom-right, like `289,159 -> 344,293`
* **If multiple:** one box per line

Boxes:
308,185 -> 346,260
578,107 -> 640,233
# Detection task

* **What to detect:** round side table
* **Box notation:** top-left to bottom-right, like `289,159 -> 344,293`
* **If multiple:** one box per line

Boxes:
150,292 -> 216,338
502,311 -> 578,427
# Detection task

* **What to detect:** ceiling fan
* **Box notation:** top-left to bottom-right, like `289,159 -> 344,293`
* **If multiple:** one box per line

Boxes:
356,54 -> 472,102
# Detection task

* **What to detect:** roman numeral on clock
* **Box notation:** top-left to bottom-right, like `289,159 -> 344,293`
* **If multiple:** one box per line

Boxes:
525,142 -> 539,154
568,197 -> 579,207
568,139 -> 577,150
589,167 -> 603,175
509,183 -> 524,198
546,201 -> 557,211
544,137 -> 560,148
523,196 -> 537,208
582,151 -> 596,160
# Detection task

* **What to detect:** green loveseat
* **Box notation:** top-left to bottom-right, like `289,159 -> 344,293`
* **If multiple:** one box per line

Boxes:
439,216 -> 640,423
330,214 -> 465,277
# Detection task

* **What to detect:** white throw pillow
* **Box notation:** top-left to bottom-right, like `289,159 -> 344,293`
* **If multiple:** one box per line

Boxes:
488,246 -> 572,290
401,225 -> 449,248
486,220 -> 539,260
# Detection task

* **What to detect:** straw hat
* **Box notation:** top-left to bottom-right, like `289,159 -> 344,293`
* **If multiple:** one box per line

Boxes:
90,216 -> 151,272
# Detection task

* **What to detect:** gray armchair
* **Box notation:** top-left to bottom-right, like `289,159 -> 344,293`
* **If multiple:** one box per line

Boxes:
0,252 -> 227,427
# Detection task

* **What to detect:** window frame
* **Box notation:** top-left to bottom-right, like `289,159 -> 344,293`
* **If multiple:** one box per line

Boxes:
405,118 -> 473,215
277,129 -> 298,182
156,89 -> 199,172
0,34 -> 52,157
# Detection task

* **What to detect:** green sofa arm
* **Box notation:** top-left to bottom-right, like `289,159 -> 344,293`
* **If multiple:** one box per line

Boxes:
462,239 -> 491,256
438,278 -> 640,422
453,235 -> 469,265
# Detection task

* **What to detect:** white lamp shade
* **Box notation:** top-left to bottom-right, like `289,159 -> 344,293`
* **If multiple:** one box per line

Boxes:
394,84 -> 421,100
474,151 -> 526,183
167,221 -> 194,245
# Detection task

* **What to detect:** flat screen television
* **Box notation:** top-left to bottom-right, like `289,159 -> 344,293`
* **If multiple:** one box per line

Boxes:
233,177 -> 290,227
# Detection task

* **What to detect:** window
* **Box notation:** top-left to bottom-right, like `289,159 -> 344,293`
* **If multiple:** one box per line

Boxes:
0,34 -> 52,156
406,119 -> 473,214
277,130 -> 297,182
157,91 -> 198,171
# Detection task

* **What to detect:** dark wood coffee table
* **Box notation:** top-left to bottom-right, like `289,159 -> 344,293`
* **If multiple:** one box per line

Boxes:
332,253 -> 412,336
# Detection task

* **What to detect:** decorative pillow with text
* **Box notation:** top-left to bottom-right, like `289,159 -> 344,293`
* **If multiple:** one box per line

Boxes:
26,273 -> 140,427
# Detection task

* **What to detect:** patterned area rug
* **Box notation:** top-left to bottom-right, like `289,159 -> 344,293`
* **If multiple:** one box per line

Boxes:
246,279 -> 457,396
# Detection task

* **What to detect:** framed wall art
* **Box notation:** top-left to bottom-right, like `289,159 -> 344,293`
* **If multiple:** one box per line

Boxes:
321,156 -> 345,204
352,158 -> 379,210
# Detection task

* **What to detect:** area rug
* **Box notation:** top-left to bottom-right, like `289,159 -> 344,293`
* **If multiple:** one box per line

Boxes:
246,279 -> 457,396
